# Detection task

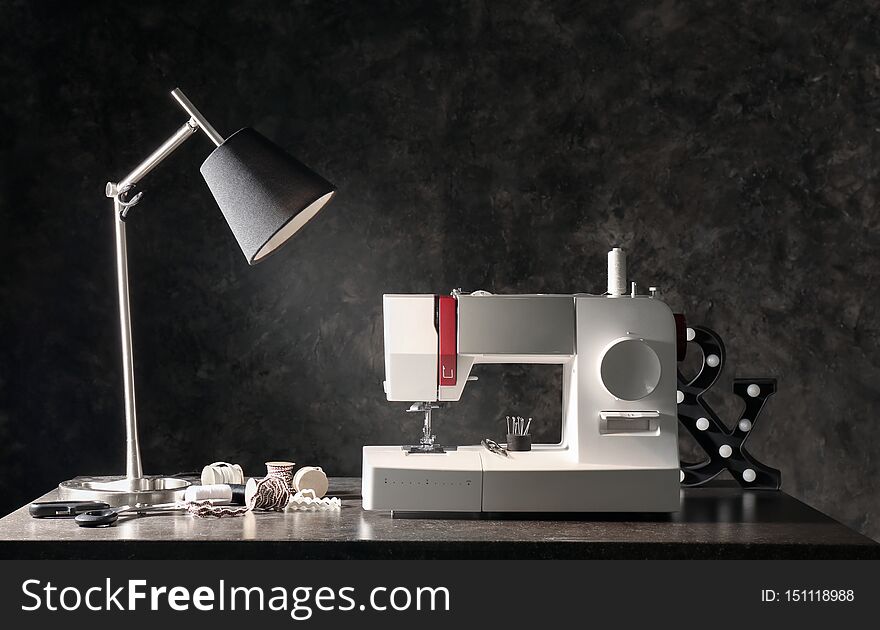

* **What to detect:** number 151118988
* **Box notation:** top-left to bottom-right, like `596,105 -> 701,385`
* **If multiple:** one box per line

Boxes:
761,589 -> 854,603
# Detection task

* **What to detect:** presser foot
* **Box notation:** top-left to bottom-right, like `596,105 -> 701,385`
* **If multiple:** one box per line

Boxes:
405,401 -> 455,454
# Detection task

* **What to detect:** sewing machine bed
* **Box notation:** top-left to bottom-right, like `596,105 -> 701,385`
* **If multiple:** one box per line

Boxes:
0,477 -> 876,559
362,445 -> 680,512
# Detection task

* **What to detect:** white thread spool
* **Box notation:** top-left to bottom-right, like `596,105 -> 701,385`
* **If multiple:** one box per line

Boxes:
607,247 -> 626,296
185,484 -> 233,505
293,466 -> 329,499
201,462 -> 244,486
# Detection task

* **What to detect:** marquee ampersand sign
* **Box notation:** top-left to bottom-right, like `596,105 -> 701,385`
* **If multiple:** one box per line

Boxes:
677,326 -> 781,489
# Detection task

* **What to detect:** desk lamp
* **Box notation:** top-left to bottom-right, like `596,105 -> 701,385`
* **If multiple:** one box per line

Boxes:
59,88 -> 336,505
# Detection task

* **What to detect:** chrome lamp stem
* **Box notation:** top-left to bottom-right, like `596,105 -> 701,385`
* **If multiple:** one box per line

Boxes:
59,89 -> 224,505
105,90 -> 223,482
112,196 -> 142,479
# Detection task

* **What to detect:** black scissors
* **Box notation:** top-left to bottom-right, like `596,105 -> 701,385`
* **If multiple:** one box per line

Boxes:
481,438 -> 509,457
30,501 -> 182,527
29,501 -> 110,518
74,503 -> 186,527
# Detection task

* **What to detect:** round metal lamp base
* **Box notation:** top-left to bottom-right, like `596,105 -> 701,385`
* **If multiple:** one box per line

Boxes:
59,476 -> 190,507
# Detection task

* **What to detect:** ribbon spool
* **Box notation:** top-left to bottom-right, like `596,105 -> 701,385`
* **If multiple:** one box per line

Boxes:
245,476 -> 290,511
201,462 -> 244,486
293,466 -> 329,498
265,461 -> 295,490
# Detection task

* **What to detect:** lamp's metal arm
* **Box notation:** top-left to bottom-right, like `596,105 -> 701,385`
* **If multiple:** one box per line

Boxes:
108,119 -> 198,198
106,88 -> 224,200
171,88 -> 224,146
103,88 -> 223,481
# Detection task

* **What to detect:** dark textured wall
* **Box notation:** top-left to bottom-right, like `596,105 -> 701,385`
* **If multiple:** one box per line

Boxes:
0,0 -> 878,541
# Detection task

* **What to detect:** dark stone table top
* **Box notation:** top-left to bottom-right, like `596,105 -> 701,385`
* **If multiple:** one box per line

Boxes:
0,477 -> 876,559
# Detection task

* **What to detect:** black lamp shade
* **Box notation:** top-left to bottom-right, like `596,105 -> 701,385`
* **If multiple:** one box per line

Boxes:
200,127 -> 336,264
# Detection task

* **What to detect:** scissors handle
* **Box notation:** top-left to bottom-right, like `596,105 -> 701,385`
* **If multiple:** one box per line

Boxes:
481,438 -> 509,457
73,503 -> 183,527
29,501 -> 111,518
75,508 -> 120,527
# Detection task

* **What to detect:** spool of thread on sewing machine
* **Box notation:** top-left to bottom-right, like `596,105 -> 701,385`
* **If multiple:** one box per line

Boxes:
607,247 -> 626,296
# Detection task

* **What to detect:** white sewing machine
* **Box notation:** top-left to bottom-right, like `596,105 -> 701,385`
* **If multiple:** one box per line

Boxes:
362,248 -> 685,513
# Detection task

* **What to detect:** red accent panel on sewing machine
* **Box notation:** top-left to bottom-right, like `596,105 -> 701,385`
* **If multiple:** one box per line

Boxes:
438,295 -> 457,386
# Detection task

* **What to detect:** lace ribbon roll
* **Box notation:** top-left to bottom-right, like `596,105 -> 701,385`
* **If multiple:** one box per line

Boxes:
186,501 -> 249,518
289,489 -> 341,510
245,476 -> 290,511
